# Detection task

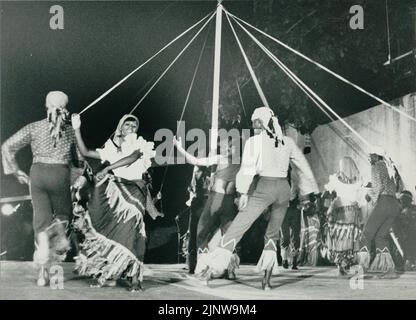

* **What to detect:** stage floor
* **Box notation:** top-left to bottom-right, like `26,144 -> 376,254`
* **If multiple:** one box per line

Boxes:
1,261 -> 415,300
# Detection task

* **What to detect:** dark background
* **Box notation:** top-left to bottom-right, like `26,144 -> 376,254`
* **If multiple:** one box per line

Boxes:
1,0 -> 414,262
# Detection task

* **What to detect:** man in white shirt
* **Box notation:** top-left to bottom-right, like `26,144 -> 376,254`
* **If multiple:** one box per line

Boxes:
202,107 -> 318,290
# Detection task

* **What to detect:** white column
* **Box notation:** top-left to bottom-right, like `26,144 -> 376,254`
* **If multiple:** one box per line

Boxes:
210,2 -> 223,154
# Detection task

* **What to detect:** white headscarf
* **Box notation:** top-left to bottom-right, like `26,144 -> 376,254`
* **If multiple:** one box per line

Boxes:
115,114 -> 139,135
114,114 -> 140,142
251,106 -> 284,144
369,145 -> 396,179
45,91 -> 69,146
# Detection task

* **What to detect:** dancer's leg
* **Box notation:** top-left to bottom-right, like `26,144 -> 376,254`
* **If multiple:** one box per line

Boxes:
357,198 -> 386,269
291,206 -> 301,269
48,166 -> 71,254
280,211 -> 291,268
207,178 -> 279,275
196,192 -> 225,252
188,200 -> 204,273
30,164 -> 54,286
370,196 -> 400,275
257,180 -> 290,289
218,194 -> 239,279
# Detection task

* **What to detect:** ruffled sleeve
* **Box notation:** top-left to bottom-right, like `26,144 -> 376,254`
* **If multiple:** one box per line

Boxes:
96,140 -> 116,164
132,136 -> 156,171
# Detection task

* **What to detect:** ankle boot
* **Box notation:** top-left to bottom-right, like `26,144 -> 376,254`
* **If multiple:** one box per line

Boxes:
37,265 -> 49,287
34,231 -> 50,266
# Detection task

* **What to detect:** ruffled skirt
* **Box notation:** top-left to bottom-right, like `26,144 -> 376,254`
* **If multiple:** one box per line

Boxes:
325,205 -> 362,268
72,176 -> 147,284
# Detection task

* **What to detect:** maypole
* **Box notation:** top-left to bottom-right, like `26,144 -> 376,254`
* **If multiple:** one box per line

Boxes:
209,1 -> 223,154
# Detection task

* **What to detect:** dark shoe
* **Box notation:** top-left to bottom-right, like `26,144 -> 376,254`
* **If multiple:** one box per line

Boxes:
292,257 -> 299,270
282,260 -> 289,269
261,269 -> 272,291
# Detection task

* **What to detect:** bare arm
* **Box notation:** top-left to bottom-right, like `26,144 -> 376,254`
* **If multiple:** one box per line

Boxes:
71,114 -> 100,159
173,136 -> 219,167
97,149 -> 143,179
106,149 -> 143,171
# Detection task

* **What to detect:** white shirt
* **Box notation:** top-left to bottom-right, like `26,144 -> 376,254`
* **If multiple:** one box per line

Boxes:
236,131 -> 318,195
97,134 -> 155,181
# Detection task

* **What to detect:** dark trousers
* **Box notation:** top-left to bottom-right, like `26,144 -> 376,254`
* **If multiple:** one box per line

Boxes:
30,163 -> 71,235
188,197 -> 206,273
360,195 -> 401,251
220,177 -> 291,253
280,204 -> 301,250
197,191 -> 237,252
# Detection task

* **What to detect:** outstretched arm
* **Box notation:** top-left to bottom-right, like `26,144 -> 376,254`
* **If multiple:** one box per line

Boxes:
173,136 -> 219,167
96,149 -> 143,179
71,114 -> 101,159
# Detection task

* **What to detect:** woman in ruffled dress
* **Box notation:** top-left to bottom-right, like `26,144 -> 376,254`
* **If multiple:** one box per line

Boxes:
324,156 -> 364,275
70,113 -> 160,291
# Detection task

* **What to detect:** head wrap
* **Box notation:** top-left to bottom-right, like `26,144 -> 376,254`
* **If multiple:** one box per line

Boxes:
251,106 -> 284,145
338,156 -> 360,183
369,145 -> 385,157
114,114 -> 140,139
369,145 -> 397,179
45,91 -> 69,147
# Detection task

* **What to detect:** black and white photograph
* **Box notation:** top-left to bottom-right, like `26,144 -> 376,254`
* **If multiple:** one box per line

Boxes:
0,0 -> 415,306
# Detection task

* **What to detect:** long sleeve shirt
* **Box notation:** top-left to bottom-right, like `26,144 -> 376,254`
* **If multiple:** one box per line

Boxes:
1,119 -> 77,174
367,160 -> 396,201
236,131 -> 318,196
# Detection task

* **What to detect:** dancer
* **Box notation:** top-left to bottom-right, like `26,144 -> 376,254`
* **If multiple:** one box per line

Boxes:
298,192 -> 321,267
70,113 -> 160,291
356,146 -> 401,278
173,135 -> 241,279
280,167 -> 301,270
1,91 -> 75,286
203,107 -> 318,290
323,156 -> 364,276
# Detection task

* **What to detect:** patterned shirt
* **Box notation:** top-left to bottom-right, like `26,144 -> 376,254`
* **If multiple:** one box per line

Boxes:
1,119 -> 76,174
236,131 -> 319,195
368,160 -> 396,201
